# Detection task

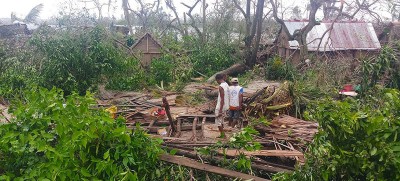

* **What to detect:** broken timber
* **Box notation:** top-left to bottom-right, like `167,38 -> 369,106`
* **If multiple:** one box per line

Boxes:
218,149 -> 304,157
160,154 -> 270,181
162,97 -> 176,133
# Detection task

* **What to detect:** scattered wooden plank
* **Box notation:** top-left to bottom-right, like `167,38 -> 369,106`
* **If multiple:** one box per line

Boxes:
177,114 -> 216,118
218,149 -> 304,157
160,154 -> 270,181
161,146 -> 292,173
147,125 -> 201,133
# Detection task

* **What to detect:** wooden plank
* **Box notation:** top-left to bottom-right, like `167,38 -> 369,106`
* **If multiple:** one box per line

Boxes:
219,149 -> 304,157
162,145 -> 292,173
147,125 -> 201,133
190,117 -> 198,141
176,118 -> 182,138
177,114 -> 216,118
162,97 -> 176,133
160,154 -> 270,181
199,117 -> 206,140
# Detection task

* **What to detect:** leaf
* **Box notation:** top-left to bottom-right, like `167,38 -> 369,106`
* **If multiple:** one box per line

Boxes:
80,168 -> 92,177
370,147 -> 377,156
24,4 -> 44,23
123,158 -> 129,167
169,149 -> 178,155
103,150 -> 110,160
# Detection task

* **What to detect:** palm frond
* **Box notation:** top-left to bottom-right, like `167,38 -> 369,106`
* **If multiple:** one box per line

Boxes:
24,4 -> 44,23
11,12 -> 20,22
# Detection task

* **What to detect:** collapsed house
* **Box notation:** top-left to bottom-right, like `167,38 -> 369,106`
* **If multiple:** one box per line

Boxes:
275,21 -> 381,64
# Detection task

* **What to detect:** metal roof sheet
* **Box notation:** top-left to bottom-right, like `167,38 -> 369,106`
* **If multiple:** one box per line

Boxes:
284,21 -> 381,51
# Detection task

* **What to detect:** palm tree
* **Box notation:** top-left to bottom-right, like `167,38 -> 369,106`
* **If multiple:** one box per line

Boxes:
11,4 -> 43,24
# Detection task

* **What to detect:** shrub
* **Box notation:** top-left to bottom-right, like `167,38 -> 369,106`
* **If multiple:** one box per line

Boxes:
188,37 -> 238,76
30,26 -> 131,95
105,57 -> 146,91
0,87 -> 164,180
149,55 -> 174,86
274,88 -> 400,181
266,56 -> 296,81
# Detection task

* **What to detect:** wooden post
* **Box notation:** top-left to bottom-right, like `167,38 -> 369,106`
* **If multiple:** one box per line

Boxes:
163,97 -> 176,133
190,117 -> 198,141
200,117 -> 206,140
176,118 -> 182,138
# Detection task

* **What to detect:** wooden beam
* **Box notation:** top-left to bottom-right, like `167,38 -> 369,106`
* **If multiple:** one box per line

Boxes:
147,125 -> 201,133
162,97 -> 176,133
176,118 -> 182,138
160,154 -> 270,181
199,117 -> 206,140
162,145 -> 293,173
218,149 -> 304,157
190,117 -> 198,141
177,114 -> 216,118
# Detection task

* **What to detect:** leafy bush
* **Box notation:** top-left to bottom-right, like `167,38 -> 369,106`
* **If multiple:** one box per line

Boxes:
0,87 -> 164,180
188,37 -> 238,76
30,26 -> 132,95
360,45 -> 400,94
274,88 -> 400,181
266,56 -> 296,81
105,57 -> 146,91
149,55 -> 174,85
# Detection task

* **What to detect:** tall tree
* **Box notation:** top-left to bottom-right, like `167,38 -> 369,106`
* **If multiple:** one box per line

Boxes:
233,0 -> 266,67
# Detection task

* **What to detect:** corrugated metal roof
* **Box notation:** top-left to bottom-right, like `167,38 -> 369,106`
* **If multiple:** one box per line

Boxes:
284,21 -> 381,51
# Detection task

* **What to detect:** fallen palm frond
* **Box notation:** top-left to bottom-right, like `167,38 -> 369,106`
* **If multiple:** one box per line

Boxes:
244,81 -> 292,118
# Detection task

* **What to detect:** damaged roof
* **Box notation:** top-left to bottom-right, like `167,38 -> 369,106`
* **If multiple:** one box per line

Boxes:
284,21 -> 381,51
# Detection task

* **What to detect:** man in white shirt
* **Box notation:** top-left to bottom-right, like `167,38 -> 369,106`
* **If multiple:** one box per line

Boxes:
215,74 -> 229,138
228,78 -> 243,128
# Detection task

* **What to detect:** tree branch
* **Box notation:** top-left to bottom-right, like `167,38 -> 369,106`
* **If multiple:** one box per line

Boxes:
182,0 -> 203,39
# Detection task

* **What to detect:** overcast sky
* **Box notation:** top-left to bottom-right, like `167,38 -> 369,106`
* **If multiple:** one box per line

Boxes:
0,0 -> 201,20
0,0 -> 392,21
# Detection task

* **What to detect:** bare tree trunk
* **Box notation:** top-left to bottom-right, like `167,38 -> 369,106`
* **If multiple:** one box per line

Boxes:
249,0 -> 265,67
202,0 -> 207,43
245,0 -> 265,67
122,0 -> 133,35
183,12 -> 188,36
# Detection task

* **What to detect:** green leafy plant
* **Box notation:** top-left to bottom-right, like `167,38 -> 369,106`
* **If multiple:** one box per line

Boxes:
274,88 -> 400,181
0,87 -> 164,180
30,26 -> 137,95
197,127 -> 261,173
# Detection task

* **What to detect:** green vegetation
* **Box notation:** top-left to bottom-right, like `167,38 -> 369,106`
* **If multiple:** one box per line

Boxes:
274,88 -> 400,181
0,87 -> 163,180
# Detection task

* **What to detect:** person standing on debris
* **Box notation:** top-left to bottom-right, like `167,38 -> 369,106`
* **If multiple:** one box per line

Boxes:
215,74 -> 230,138
228,78 -> 243,128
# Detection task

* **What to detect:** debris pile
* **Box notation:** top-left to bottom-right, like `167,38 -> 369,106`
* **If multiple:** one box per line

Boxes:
244,81 -> 292,118
255,115 -> 318,150
96,81 -> 318,178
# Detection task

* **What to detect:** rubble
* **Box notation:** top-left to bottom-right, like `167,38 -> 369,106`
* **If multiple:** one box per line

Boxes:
96,81 -> 318,176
